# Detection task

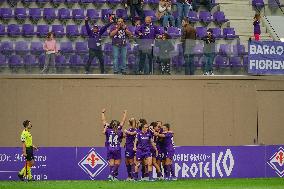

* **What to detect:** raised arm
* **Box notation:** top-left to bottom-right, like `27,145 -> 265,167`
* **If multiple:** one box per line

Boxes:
101,108 -> 107,126
84,17 -> 92,36
120,110 -> 127,126
99,22 -> 114,36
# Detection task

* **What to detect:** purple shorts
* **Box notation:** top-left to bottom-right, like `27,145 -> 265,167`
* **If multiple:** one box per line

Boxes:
136,149 -> 152,161
157,151 -> 165,160
125,148 -> 135,159
165,150 -> 175,159
107,148 -> 121,160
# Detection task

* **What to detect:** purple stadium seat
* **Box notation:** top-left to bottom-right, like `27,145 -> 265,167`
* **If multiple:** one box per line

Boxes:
86,9 -> 100,21
9,55 -> 23,68
193,43 -> 204,56
29,8 -> 42,23
60,42 -> 74,54
1,41 -> 14,55
243,55 -> 248,67
199,11 -> 213,24
148,0 -> 159,4
43,8 -> 57,24
15,8 -> 28,23
215,55 -> 228,68
95,0 -> 107,4
213,11 -> 229,26
101,9 -> 113,21
70,54 -> 84,68
144,10 -> 157,21
127,26 -> 136,35
72,9 -> 85,24
0,24 -> 6,37
38,54 -> 45,68
157,26 -> 165,34
23,54 -> 37,67
223,27 -> 237,39
0,54 -> 7,68
30,41 -> 44,55
66,25 -> 80,38
252,0 -> 265,9
37,25 -> 49,37
167,27 -> 181,38
80,0 -> 94,5
52,25 -> 65,38
188,11 -> 200,24
75,42 -> 88,55
58,8 -> 71,24
22,24 -> 35,37
0,8 -> 13,22
55,54 -> 67,68
80,25 -> 88,37
7,24 -> 21,37
229,56 -> 242,68
210,27 -> 222,39
116,9 -> 128,19
219,44 -> 232,56
233,44 -> 247,56
196,27 -> 207,39
15,41 -> 29,55
103,42 -> 112,55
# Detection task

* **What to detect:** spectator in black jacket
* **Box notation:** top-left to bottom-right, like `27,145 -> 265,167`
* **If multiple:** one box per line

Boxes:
202,29 -> 215,75
84,17 -> 114,74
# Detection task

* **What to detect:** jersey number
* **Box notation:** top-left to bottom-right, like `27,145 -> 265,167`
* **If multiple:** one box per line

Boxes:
109,135 -> 118,147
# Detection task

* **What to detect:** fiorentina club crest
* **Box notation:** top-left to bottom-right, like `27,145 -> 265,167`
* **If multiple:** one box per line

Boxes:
78,148 -> 108,180
267,147 -> 284,177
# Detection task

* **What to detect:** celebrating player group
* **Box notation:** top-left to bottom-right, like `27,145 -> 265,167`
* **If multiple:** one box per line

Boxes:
102,109 -> 176,181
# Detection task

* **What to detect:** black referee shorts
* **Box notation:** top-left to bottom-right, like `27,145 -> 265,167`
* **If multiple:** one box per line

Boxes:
25,147 -> 34,161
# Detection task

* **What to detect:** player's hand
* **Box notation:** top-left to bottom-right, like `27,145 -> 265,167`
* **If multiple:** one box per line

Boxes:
102,108 -> 106,113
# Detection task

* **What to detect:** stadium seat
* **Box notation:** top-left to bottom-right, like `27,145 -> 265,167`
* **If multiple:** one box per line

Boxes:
116,9 -> 128,19
0,54 -> 7,68
29,8 -> 42,23
223,27 -> 238,39
38,54 -> 46,68
66,25 -> 80,38
72,9 -> 85,24
43,8 -> 57,24
70,54 -> 84,68
144,10 -> 157,21
36,25 -> 49,38
15,8 -> 28,24
58,8 -> 71,24
52,25 -> 65,38
199,11 -> 213,24
210,27 -> 223,39
229,56 -> 242,68
188,11 -> 200,24
96,0 -> 107,4
60,42 -> 74,54
0,41 -> 14,55
23,54 -> 37,68
75,41 -> 88,55
15,41 -> 30,55
9,55 -> 23,68
101,9 -> 113,21
7,24 -> 21,37
30,41 -> 44,55
80,25 -> 88,37
196,27 -> 207,39
215,55 -> 228,68
103,42 -> 112,55
0,24 -> 6,37
55,54 -> 68,69
219,44 -> 232,56
233,44 -> 247,56
0,8 -> 13,23
213,11 -> 229,26
167,27 -> 181,38
252,0 -> 265,9
108,0 -> 123,4
86,9 -> 100,21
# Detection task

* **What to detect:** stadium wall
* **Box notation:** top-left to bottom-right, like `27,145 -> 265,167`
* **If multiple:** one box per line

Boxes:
0,75 -> 284,147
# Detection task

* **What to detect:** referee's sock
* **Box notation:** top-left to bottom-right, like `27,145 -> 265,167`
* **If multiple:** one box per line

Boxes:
19,167 -> 26,176
27,166 -> 32,180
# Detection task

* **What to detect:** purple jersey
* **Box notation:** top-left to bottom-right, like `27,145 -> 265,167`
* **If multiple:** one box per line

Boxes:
136,131 -> 153,151
105,128 -> 123,150
164,132 -> 175,151
110,26 -> 128,46
125,128 -> 137,150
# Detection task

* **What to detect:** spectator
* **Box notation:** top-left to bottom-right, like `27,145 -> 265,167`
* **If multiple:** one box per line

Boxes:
253,13 -> 261,41
181,18 -> 196,75
156,0 -> 175,28
41,32 -> 58,74
202,29 -> 215,75
125,0 -> 145,26
155,33 -> 174,75
176,0 -> 193,28
84,17 -> 114,74
109,18 -> 132,74
136,16 -> 161,74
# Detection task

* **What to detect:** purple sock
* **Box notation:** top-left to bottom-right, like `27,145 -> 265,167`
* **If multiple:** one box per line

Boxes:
170,164 -> 175,177
165,165 -> 171,178
111,165 -> 119,177
126,164 -> 132,178
131,164 -> 135,178
157,171 -> 163,178
133,172 -> 138,180
148,171 -> 153,180
109,165 -> 114,176
141,165 -> 145,178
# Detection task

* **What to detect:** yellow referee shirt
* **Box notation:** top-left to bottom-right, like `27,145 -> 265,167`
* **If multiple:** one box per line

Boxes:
21,129 -> 33,147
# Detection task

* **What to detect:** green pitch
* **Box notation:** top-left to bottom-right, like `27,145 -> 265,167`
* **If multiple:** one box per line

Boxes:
0,178 -> 283,189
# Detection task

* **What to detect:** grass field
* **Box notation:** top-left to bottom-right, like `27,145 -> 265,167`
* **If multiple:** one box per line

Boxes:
0,178 -> 283,189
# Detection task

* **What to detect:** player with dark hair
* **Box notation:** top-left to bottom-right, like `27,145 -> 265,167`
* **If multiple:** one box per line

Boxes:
124,118 -> 138,181
18,120 -> 38,181
102,109 -> 127,180
154,123 -> 176,180
133,122 -> 158,181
